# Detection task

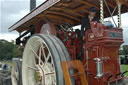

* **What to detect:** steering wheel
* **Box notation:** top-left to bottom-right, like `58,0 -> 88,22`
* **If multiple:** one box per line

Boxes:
90,22 -> 104,37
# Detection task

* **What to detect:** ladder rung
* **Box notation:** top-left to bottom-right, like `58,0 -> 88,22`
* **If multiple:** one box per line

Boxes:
71,72 -> 83,77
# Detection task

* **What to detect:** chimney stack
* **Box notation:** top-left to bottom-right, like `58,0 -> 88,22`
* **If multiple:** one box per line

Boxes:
30,0 -> 36,11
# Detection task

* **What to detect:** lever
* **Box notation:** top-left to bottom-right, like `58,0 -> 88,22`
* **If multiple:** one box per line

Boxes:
115,72 -> 121,78
107,74 -> 113,85
121,71 -> 128,77
107,74 -> 113,81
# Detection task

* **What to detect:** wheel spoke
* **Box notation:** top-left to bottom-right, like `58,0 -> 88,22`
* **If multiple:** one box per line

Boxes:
39,47 -> 41,65
39,42 -> 47,66
27,66 -> 38,71
43,53 -> 51,67
45,72 -> 55,75
40,44 -> 47,62
30,46 -> 39,59
51,57 -> 54,67
47,53 -> 51,61
30,46 -> 44,65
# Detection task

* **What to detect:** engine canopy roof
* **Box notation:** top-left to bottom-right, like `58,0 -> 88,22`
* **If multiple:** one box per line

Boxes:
8,0 -> 128,32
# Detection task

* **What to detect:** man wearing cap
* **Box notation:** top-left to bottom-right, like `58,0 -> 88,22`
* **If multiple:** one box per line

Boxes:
79,7 -> 99,58
81,7 -> 99,40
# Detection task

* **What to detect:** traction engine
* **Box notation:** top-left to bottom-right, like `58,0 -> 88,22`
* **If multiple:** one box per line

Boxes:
9,0 -> 128,85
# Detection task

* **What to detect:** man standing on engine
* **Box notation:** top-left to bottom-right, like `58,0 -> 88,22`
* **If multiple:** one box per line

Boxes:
79,7 -> 99,58
81,7 -> 99,39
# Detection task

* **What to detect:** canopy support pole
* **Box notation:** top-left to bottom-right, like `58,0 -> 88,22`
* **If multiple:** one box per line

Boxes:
117,3 -> 121,28
100,0 -> 104,24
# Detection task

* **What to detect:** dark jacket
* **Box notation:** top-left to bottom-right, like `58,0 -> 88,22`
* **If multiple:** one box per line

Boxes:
81,15 -> 99,38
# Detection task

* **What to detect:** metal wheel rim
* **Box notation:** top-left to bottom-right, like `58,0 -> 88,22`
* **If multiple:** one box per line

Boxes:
22,36 -> 56,85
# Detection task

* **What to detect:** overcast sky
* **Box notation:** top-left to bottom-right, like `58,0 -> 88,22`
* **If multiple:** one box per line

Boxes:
0,0 -> 128,45
0,0 -> 46,40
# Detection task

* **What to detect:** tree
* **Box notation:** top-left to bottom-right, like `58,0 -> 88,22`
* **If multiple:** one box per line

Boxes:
119,50 -> 125,55
0,39 -> 22,60
123,45 -> 128,55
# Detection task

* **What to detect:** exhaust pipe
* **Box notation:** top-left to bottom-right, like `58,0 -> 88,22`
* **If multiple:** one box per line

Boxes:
30,0 -> 36,11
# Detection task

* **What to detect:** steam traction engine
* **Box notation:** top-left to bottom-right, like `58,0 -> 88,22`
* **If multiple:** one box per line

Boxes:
9,0 -> 128,85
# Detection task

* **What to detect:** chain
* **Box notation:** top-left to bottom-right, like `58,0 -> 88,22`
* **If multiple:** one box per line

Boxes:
118,3 -> 121,28
100,0 -> 104,24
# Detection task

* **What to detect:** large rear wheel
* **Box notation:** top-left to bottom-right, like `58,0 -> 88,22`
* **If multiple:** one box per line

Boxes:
22,34 -> 72,85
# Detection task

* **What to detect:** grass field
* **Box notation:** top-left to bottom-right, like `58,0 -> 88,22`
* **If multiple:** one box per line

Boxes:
122,65 -> 128,77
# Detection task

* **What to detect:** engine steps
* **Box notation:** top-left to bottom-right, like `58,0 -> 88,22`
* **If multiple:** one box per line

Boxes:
62,60 -> 88,85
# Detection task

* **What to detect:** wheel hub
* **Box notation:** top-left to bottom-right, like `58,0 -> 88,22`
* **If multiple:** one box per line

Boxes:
34,63 -> 55,84
35,70 -> 43,81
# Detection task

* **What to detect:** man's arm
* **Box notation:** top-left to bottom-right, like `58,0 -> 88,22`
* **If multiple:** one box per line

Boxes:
94,17 -> 100,23
81,18 -> 86,39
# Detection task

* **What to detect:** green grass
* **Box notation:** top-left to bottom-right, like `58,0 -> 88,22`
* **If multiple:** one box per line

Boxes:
122,65 -> 128,77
